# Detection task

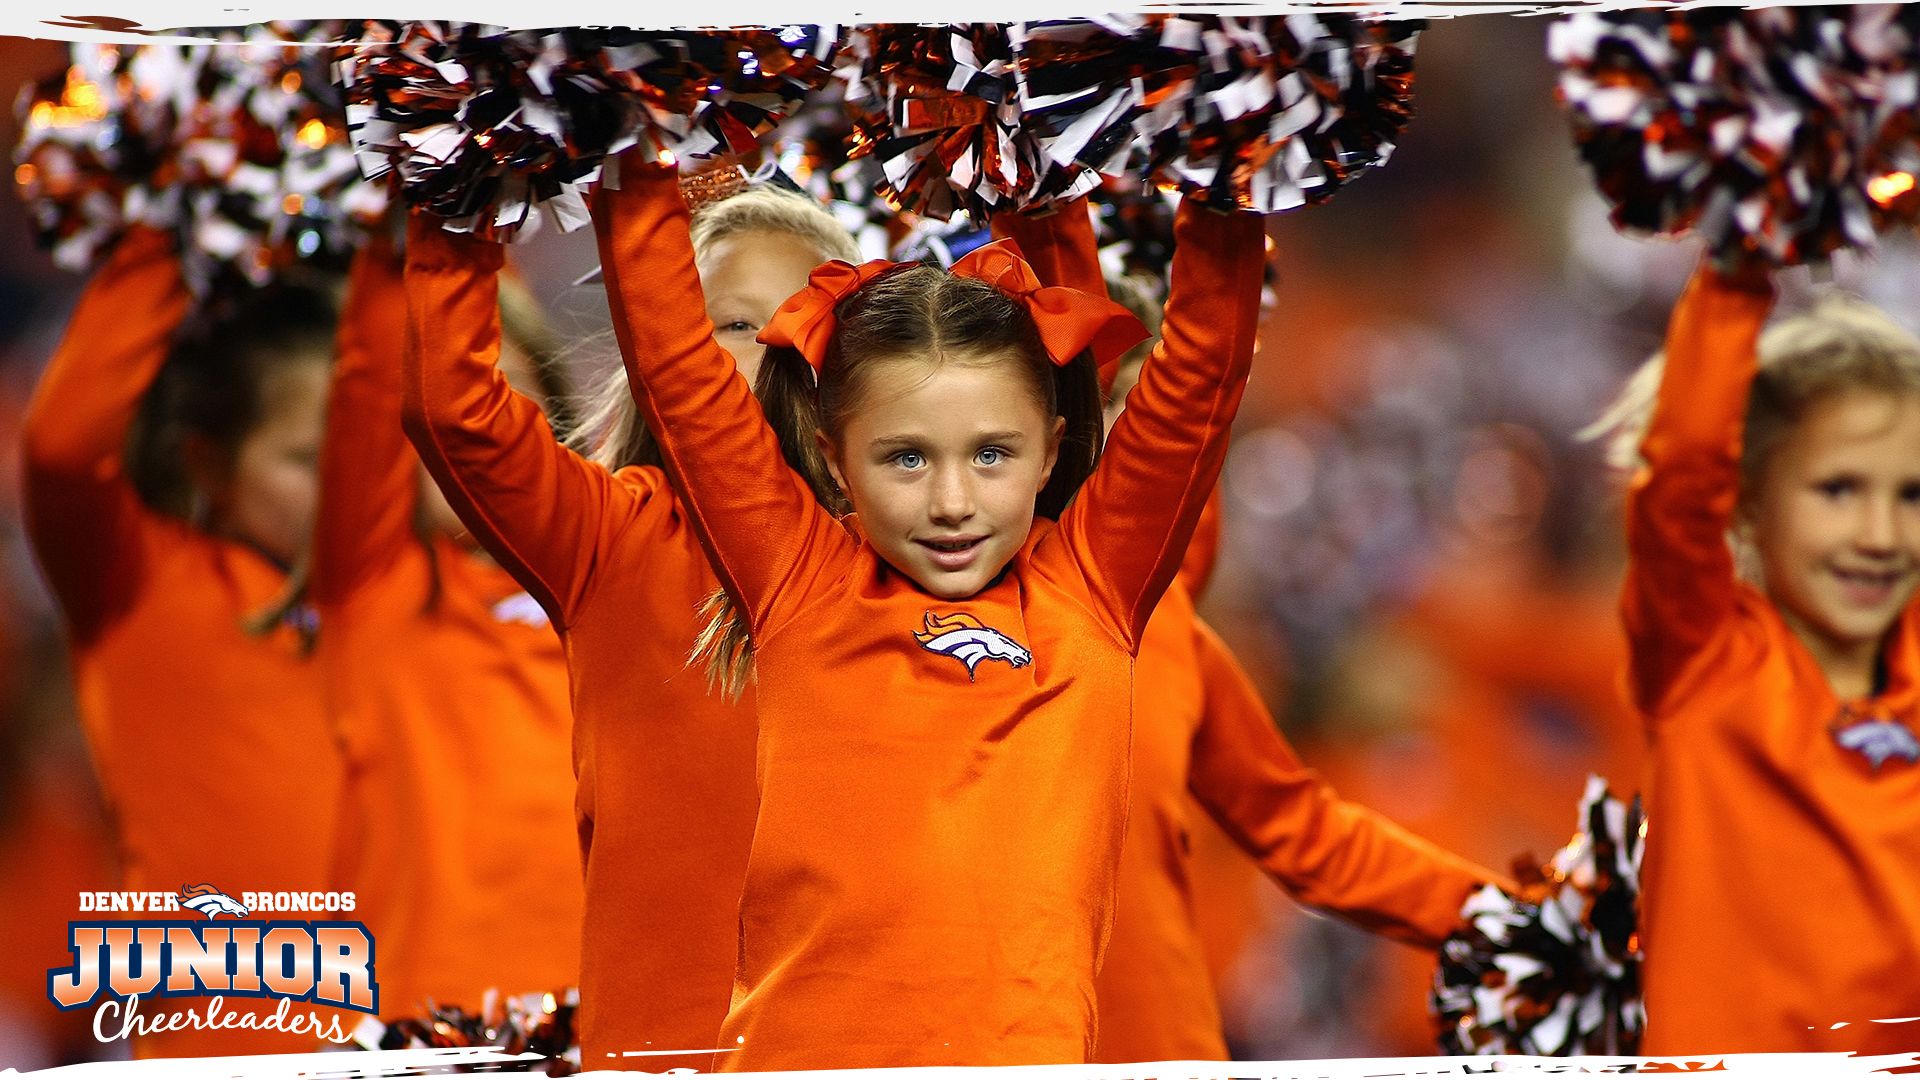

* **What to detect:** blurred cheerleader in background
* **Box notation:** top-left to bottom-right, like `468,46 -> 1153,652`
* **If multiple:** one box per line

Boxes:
302,229 -> 583,1027
19,227 -> 343,1057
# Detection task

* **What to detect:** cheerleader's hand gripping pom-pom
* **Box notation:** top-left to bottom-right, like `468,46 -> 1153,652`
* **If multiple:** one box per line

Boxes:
1139,15 -> 1422,214
352,986 -> 580,1075
14,23 -> 384,296
338,21 -> 839,242
1550,7 -> 1920,267
1431,774 -> 1646,1056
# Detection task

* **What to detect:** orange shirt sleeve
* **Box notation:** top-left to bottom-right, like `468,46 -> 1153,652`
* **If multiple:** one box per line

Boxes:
591,161 -> 847,637
309,238 -> 417,610
20,227 -> 190,642
996,200 -> 1227,604
1057,200 -> 1263,648
1175,489 -> 1223,599
989,197 -> 1105,298
1185,618 -> 1500,948
401,215 -> 643,629
1623,264 -> 1774,714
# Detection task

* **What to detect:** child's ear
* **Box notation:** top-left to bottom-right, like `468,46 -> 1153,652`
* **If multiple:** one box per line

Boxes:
1038,415 -> 1066,488
816,428 -> 850,497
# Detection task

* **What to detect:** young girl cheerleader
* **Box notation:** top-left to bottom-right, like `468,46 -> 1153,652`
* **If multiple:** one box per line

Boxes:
591,150 -> 1258,1069
307,234 -> 581,1024
996,204 -> 1502,1063
1602,262 -> 1920,1054
20,228 -> 343,1057
400,184 -> 861,1065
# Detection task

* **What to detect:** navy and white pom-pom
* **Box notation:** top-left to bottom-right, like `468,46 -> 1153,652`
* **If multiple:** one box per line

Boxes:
1139,15 -> 1423,213
1432,775 -> 1646,1056
848,23 -> 1138,220
1550,7 -> 1920,266
338,22 -> 840,242
14,23 -> 380,295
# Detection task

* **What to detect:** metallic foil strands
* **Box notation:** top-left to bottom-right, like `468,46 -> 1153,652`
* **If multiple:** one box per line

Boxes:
1432,775 -> 1646,1057
847,24 -> 1111,221
338,22 -> 841,242
1139,15 -> 1422,214
1550,6 -> 1920,266
13,23 -> 382,296
352,987 -> 581,1075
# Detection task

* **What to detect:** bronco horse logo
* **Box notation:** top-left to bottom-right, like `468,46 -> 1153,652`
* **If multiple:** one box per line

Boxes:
1833,713 -> 1920,771
913,611 -> 1032,680
178,883 -> 249,919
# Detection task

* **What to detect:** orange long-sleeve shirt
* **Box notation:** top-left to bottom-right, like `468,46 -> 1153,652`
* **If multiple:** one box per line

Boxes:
1631,267 -> 1920,1055
19,228 -> 341,1057
594,160 -> 1265,1070
994,205 -> 1492,1063
313,241 -> 580,1020
400,219 -> 758,1067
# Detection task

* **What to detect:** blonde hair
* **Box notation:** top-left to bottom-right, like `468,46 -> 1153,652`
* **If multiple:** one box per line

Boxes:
568,184 -> 861,471
1588,294 -> 1920,502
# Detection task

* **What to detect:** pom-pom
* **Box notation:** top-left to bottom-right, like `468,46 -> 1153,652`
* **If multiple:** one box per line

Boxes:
352,987 -> 580,1075
12,23 -> 383,296
1140,15 -> 1422,213
1550,7 -> 1920,266
847,23 -> 1127,220
338,22 -> 841,241
1432,775 -> 1646,1056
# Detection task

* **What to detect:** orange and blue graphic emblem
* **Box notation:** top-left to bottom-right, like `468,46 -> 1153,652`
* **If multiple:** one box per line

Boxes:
178,883 -> 249,918
913,611 -> 1031,680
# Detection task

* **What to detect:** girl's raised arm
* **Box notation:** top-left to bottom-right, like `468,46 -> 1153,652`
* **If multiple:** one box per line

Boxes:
990,197 -> 1106,298
401,217 -> 639,629
1060,200 -> 1264,647
309,237 -> 417,611
591,160 -> 841,633
1624,264 -> 1774,712
21,228 -> 189,641
1186,618 -> 1500,947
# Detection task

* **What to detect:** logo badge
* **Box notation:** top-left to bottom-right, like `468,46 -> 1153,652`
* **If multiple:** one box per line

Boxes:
913,611 -> 1032,680
1833,709 -> 1920,771
178,883 -> 249,919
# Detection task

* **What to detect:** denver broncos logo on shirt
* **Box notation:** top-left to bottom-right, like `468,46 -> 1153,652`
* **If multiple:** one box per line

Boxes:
1832,708 -> 1920,771
913,611 -> 1031,680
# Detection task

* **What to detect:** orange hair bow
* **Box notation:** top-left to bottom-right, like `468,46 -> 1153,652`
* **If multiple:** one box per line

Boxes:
757,239 -> 1148,376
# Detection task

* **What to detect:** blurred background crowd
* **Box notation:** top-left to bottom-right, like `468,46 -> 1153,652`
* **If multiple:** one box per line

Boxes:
0,15 -> 1914,1069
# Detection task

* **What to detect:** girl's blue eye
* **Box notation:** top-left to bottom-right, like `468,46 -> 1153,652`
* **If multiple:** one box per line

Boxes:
976,447 -> 1004,466
894,451 -> 925,470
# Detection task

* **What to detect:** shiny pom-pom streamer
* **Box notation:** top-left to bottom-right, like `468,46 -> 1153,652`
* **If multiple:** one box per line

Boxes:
1432,775 -> 1646,1056
1140,15 -> 1422,214
1550,7 -> 1920,266
14,23 -> 383,296
351,987 -> 580,1075
848,23 -> 1127,221
338,22 -> 841,242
